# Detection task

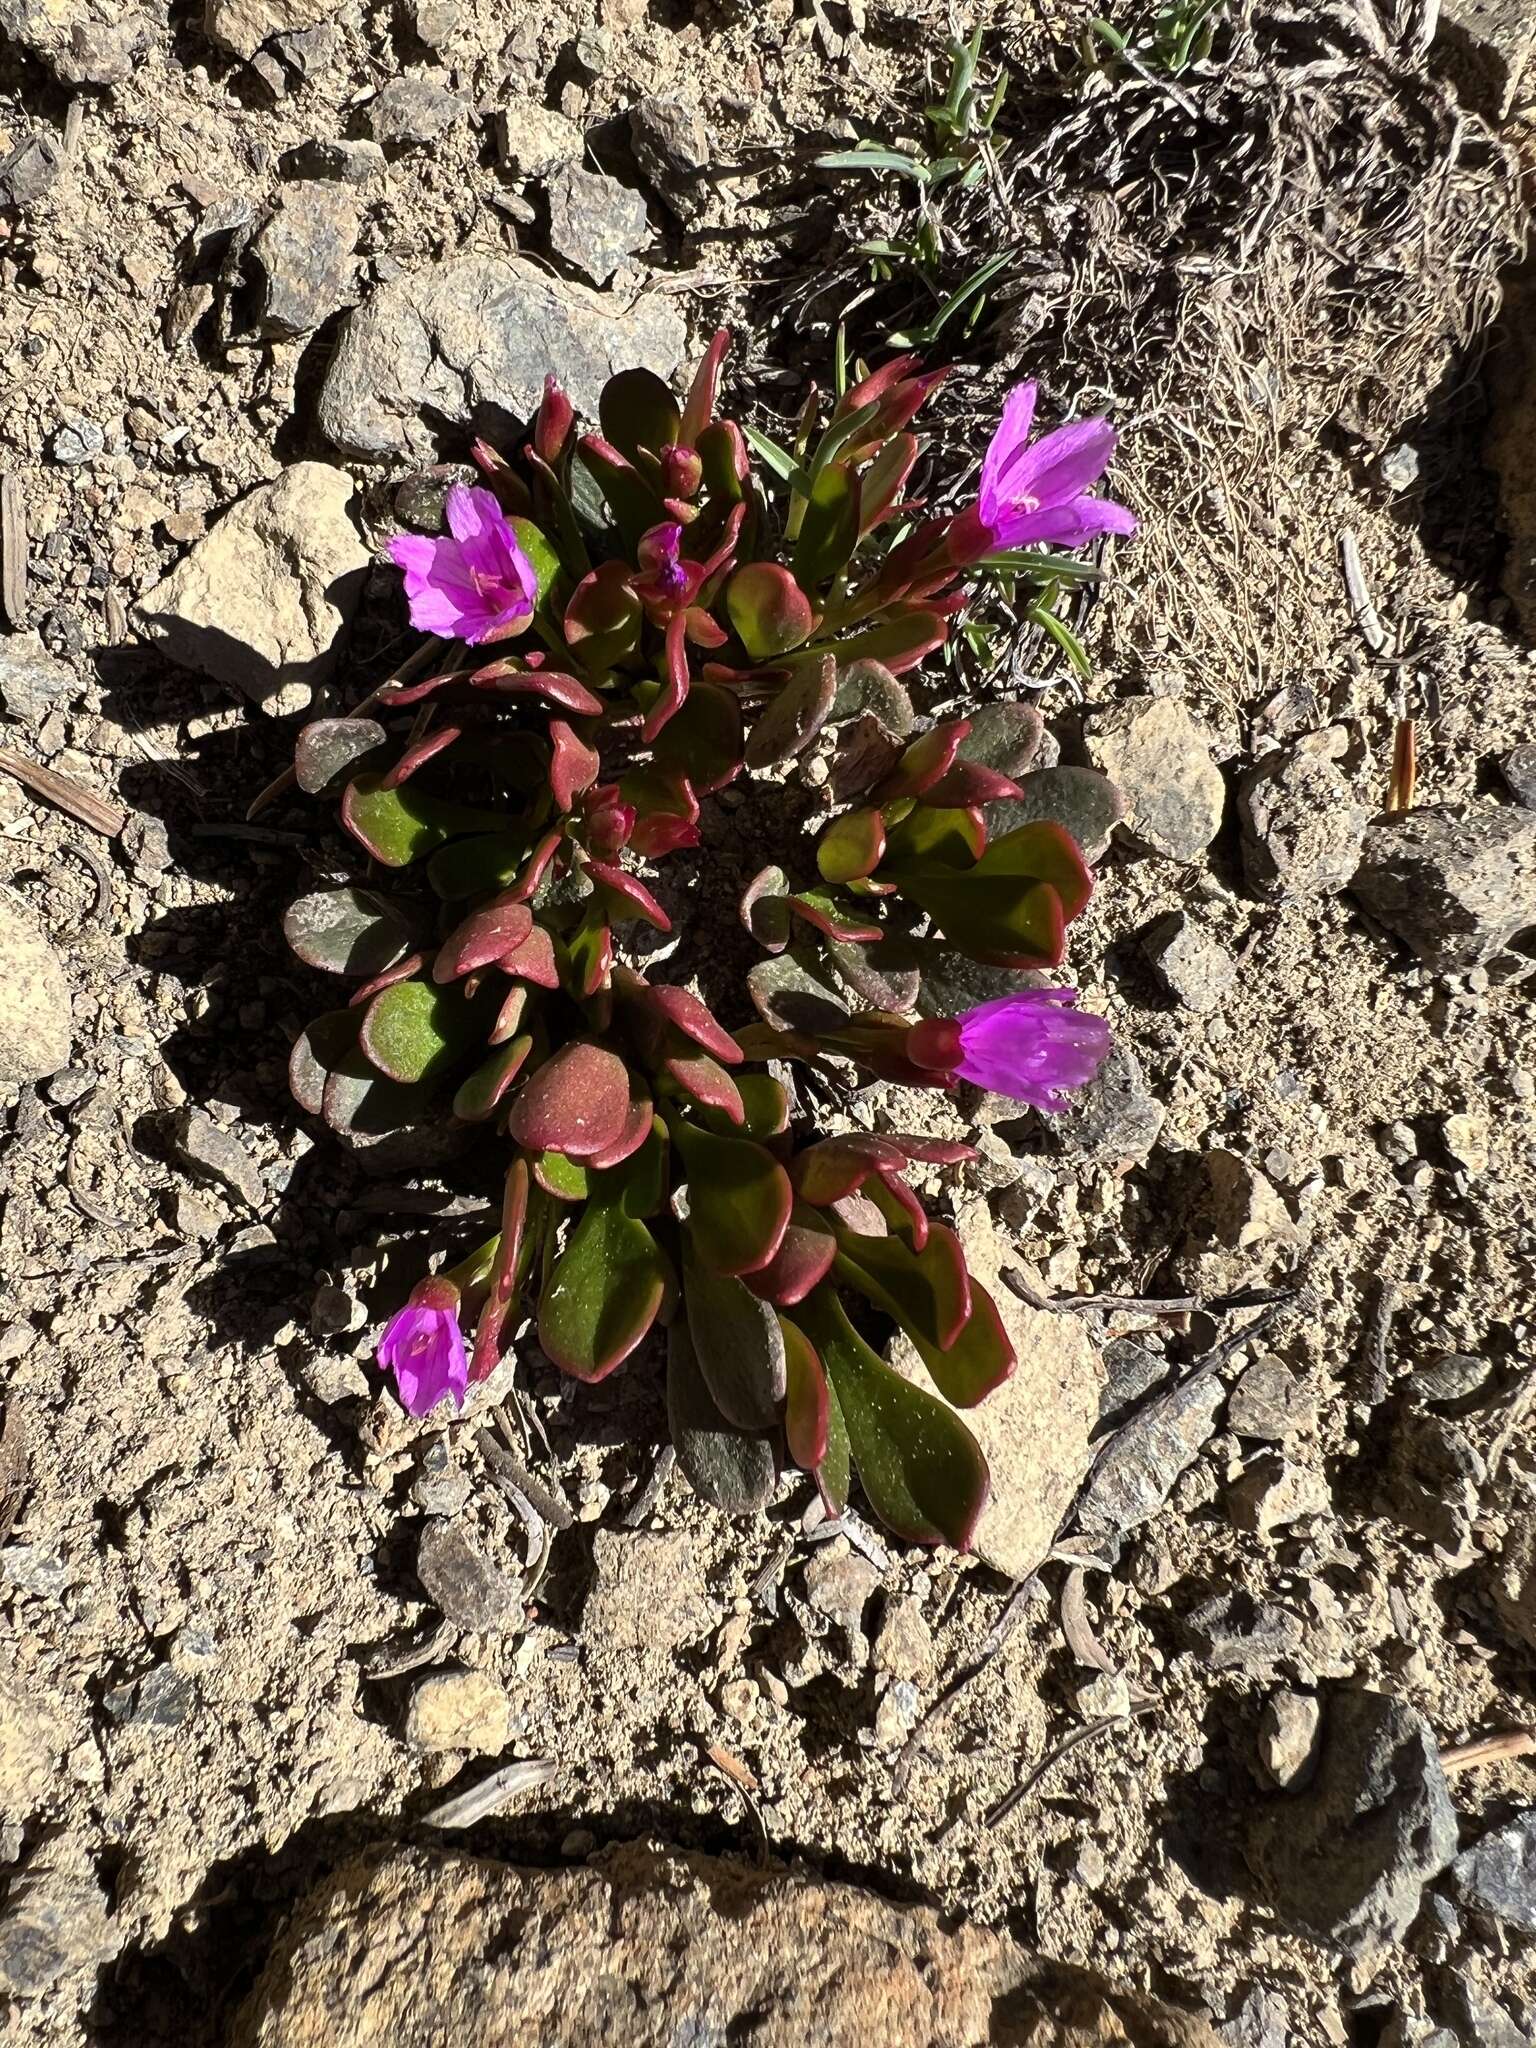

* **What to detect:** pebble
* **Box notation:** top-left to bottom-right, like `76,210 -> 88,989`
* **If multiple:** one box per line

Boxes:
103,1662 -> 196,1729
368,74 -> 470,149
1097,1339 -> 1171,1426
544,162 -> 651,287
251,180 -> 359,336
872,1594 -> 935,1684
290,136 -> 388,185
52,420 -> 105,466
1074,1671 -> 1132,1720
1227,1457 -> 1330,1538
1406,1350 -> 1492,1405
1087,695 -> 1226,863
1350,805 -> 1536,974
1070,1841 -> 1106,1889
168,1107 -> 265,1207
1449,1808 -> 1536,1933
1257,1689 -> 1321,1789
1238,729 -> 1370,898
1245,1688 -> 1457,1954
403,1668 -> 513,1754
1182,1591 -> 1305,1672
1436,1111 -> 1488,1177
804,1541 -> 881,1639
1219,1984 -> 1291,2048
1141,911 -> 1237,1013
582,1529 -> 712,1653
1050,1042 -> 1165,1165
44,1066 -> 94,1108
719,1677 -> 757,1723
494,101 -> 582,177
0,631 -> 74,727
310,1284 -> 366,1336
416,1519 -> 523,1632
872,1677 -> 920,1748
410,1445 -> 472,1517
1501,743 -> 1536,809
1078,1375 -> 1224,1536
1227,1356 -> 1317,1441
0,130 -> 65,209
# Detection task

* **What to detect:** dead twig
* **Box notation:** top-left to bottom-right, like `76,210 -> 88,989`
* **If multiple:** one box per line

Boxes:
478,1428 -> 574,1532
986,1703 -> 1157,1829
420,1758 -> 559,1829
0,1404 -> 29,1546
0,748 -> 127,837
623,1443 -> 676,1526
359,1617 -> 455,1681
1339,529 -> 1388,656
1359,1277 -> 1399,1406
1439,1728 -> 1536,1773
1387,716 -> 1417,811
892,1574 -> 1040,1799
0,473 -> 27,627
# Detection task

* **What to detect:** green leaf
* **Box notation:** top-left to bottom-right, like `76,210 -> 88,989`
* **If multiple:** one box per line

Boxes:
1028,599 -> 1094,680
667,1319 -> 777,1515
891,868 -> 1066,968
294,717 -> 388,795
817,808 -> 886,885
747,949 -> 850,1036
510,517 -> 563,606
284,887 -> 416,978
743,654 -> 837,769
824,927 -> 922,1012
879,803 -> 986,873
651,678 -> 744,795
537,1182 -> 672,1381
794,1289 -> 989,1548
726,563 -> 816,661
740,863 -> 793,953
684,1237 -> 787,1430
321,1041 -> 434,1138
829,658 -> 915,735
788,886 -> 883,945
740,422 -> 813,497
425,832 -> 531,901
452,1034 -> 532,1122
599,366 -> 681,463
956,702 -> 1044,779
814,146 -> 932,183
340,775 -> 504,870
670,1114 -> 793,1278
835,1224 -> 970,1352
289,1007 -> 360,1116
359,979 -> 488,1085
533,1149 -> 591,1201
792,461 -> 861,588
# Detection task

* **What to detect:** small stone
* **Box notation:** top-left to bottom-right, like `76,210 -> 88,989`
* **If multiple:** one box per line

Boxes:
1227,1457 -> 1330,1538
52,419 -> 104,466
872,1595 -> 934,1684
1412,1890 -> 1462,1962
1175,1149 -> 1301,1295
1069,1841 -> 1106,1889
297,1349 -> 369,1405
169,1108 -> 265,1207
403,1669 -> 513,1754
1074,1671 -> 1131,1720
582,1529 -> 711,1653
103,1662 -> 196,1729
1257,1690 -> 1321,1789
560,1828 -> 595,1857
1437,1111 -> 1488,1177
1228,1356 -> 1317,1441
872,1677 -> 920,1748
1088,695 -> 1226,863
1049,1042 -> 1165,1164
1351,805 -> 1536,975
629,94 -> 710,203
45,1066 -> 94,1108
1501,743 -> 1536,809
392,465 -> 473,534
0,1858 -> 113,1999
1238,731 -> 1370,898
405,0 -> 459,47
204,0 -> 342,59
416,1520 -> 523,1632
1376,1119 -> 1418,1166
1245,1688 -> 1458,1954
1408,1350 -> 1492,1405
1377,443 -> 1420,492
1385,1409 -> 1485,1558
310,1284 -> 366,1336
0,897 -> 72,1086
410,1444 -> 472,1517
1078,1375 -> 1224,1536
545,163 -> 650,287
0,131 -> 65,209
369,74 -> 470,150
133,463 -> 369,717
250,182 -> 359,337
1450,1808 -> 1536,1933
1097,1340 -> 1171,1426
289,137 -> 388,185
718,1677 -> 757,1723
0,632 -> 73,728
804,1541 -> 880,1638
1490,1510 -> 1536,1654
1182,1591 -> 1305,1673
56,12 -> 153,83
171,1189 -> 223,1239
1219,1984 -> 1290,2048
494,101 -> 582,177
1141,911 -> 1237,1013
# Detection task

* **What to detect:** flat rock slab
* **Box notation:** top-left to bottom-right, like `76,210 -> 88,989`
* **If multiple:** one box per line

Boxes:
1350,804 -> 1536,974
0,894 -> 71,1086
232,1840 -> 1222,2047
132,461 -> 369,717
317,254 -> 688,461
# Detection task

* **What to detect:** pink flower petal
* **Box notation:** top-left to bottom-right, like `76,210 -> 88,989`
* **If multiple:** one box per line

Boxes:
980,380 -> 1038,512
1006,417 -> 1119,511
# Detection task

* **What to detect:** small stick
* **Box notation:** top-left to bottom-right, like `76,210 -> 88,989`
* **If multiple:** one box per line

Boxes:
1440,1728 -> 1535,1773
986,1703 -> 1157,1828
0,747 -> 127,837
1339,529 -> 1388,655
420,1758 -> 558,1829
1359,1278 -> 1399,1406
892,1574 -> 1040,1799
0,473 -> 27,627
1387,717 -> 1416,812
623,1443 -> 676,1526
360,1617 -> 455,1681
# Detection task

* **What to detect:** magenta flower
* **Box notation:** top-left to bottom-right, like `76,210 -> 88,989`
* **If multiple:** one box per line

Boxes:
387,484 -> 539,644
377,1279 -> 467,1416
907,988 -> 1111,1112
950,380 -> 1136,564
635,520 -> 692,604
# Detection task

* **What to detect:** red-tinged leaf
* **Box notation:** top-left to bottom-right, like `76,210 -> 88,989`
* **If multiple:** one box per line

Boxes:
582,783 -> 635,857
294,717 -> 388,795
588,859 -> 671,932
321,1043 -> 434,1139
375,670 -> 466,709
743,652 -> 837,769
650,677 -> 744,795
726,562 -> 815,659
433,896 -> 535,985
683,1235 -> 786,1431
746,949 -> 850,1035
284,887 -> 416,978
682,605 -> 728,649
562,901 -> 613,1001
577,434 -> 664,550
876,719 -> 972,801
359,978 -> 487,1085
859,432 -> 918,534
788,888 -> 884,945
469,1158 -> 534,1381
499,922 -> 560,989
824,928 -> 922,1013
741,864 -> 792,953
642,610 -> 691,743
586,1078 -> 655,1170
860,1170 -> 929,1251
507,1041 -> 631,1158
680,327 -> 731,449
923,759 -> 1024,807
563,560 -> 643,670
453,1033 -> 533,1121
667,1319 -> 777,1515
976,818 -> 1094,923
779,1313 -> 830,1471
533,375 -> 575,465
817,807 -> 886,884
835,1221 -> 971,1351
879,802 -> 987,872
740,1204 -> 838,1307
890,870 -> 1068,970
548,720 -> 600,811
906,1277 -> 1016,1408
488,983 -> 528,1046
538,1182 -> 670,1381
289,1008 -> 361,1116
696,417 -> 749,501
507,827 -> 565,905
621,764 -> 700,857
341,775 -> 506,869
614,969 -> 742,1065
533,1149 -> 590,1201
347,950 -> 430,1009
664,1050 -> 744,1123
468,662 -> 605,717
798,1286 -> 991,1543
670,1114 -> 793,1278
827,607 -> 947,676
380,723 -> 463,790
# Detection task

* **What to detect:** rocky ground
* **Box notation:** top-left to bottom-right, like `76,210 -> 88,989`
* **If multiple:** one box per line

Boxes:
2,1 -> 1536,2044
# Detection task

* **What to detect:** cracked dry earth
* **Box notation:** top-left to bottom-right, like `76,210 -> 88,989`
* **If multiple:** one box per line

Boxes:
2,2 -> 1536,2045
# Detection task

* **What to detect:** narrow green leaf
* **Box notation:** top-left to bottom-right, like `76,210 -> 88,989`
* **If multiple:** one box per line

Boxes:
537,1184 -> 671,1381
667,1320 -> 777,1515
684,1238 -> 788,1431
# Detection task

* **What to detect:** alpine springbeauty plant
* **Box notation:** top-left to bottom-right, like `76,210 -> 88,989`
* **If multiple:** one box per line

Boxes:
279,333 -> 1133,1550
